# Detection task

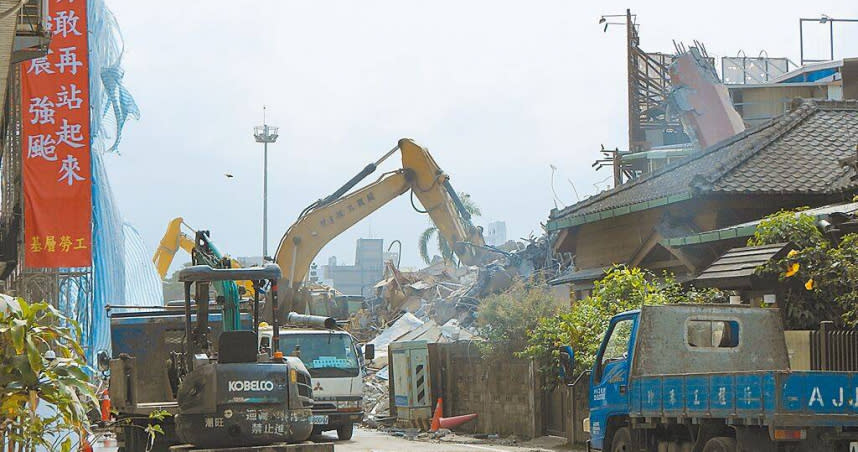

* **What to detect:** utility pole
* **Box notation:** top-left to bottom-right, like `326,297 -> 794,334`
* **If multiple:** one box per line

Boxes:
253,107 -> 279,261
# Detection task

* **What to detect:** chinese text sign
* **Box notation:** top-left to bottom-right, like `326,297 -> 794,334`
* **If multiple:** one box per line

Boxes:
21,1 -> 91,268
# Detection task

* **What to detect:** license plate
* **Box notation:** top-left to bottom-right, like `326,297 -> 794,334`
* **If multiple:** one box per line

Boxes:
310,415 -> 329,425
849,441 -> 857,452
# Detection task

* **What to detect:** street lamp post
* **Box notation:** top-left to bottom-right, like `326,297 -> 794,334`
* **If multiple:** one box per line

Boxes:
253,120 -> 279,262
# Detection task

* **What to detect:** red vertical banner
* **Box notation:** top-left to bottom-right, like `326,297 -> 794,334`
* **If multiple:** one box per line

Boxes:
21,0 -> 91,268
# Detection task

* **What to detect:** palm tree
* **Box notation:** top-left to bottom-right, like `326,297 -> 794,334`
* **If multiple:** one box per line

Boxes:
418,192 -> 481,265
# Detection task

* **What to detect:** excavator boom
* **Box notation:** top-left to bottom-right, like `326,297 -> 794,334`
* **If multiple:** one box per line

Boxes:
274,138 -> 488,313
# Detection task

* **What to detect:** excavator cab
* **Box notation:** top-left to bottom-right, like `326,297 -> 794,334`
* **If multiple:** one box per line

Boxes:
172,264 -> 314,448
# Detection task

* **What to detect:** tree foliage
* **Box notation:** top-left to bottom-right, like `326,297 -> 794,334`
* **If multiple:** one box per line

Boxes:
418,192 -> 481,265
0,298 -> 97,451
476,277 -> 559,365
520,266 -> 722,379
748,209 -> 858,329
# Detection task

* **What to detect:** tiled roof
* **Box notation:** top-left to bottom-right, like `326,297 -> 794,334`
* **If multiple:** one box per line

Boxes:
548,100 -> 858,230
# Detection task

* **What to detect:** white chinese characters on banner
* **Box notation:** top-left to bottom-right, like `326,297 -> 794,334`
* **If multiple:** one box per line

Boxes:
27,135 -> 58,161
57,84 -> 83,110
29,96 -> 56,125
24,12 -> 87,187
56,118 -> 85,149
58,154 -> 85,186
57,47 -> 83,75
27,52 -> 54,76
52,10 -> 83,38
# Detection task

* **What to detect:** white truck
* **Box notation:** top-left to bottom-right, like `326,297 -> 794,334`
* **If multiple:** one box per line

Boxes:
259,313 -> 374,441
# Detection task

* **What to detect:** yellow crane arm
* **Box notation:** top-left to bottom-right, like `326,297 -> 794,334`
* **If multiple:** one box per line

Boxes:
152,217 -> 256,298
274,138 -> 489,302
153,217 -> 195,279
399,139 -> 486,265
274,170 -> 411,288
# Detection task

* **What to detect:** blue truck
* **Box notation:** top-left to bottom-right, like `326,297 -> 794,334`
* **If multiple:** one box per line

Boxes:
564,304 -> 858,452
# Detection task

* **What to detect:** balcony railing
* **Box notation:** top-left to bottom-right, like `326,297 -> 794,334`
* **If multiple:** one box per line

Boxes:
16,0 -> 47,37
13,0 -> 50,63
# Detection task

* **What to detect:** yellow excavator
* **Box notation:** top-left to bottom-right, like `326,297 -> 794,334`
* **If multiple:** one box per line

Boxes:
153,217 -> 256,301
273,138 -> 491,315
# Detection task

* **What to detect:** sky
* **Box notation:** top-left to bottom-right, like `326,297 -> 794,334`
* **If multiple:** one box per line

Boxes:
105,0 -> 858,274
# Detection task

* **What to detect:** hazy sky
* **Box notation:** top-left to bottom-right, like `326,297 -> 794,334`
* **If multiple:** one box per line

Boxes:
105,0 -> 858,274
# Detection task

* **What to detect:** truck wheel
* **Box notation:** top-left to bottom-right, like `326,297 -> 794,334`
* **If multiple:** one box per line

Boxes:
611,426 -> 632,452
703,436 -> 737,452
337,423 -> 354,440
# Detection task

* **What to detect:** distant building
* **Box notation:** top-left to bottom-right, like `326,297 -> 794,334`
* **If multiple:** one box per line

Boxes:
320,239 -> 384,297
485,221 -> 507,246
235,256 -> 264,267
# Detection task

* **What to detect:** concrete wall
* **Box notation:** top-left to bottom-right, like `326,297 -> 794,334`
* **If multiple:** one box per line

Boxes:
564,376 -> 590,446
428,342 -> 542,439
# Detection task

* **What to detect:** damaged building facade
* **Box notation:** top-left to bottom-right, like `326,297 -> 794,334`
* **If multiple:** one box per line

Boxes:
549,99 -> 858,299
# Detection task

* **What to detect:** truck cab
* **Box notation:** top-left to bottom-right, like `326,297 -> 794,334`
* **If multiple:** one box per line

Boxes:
259,320 -> 373,440
566,304 -> 858,452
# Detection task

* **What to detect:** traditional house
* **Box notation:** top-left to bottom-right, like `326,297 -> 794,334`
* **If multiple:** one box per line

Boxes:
547,99 -> 858,299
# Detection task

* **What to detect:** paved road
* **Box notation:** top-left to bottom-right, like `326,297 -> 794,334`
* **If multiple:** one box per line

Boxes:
318,427 -> 578,452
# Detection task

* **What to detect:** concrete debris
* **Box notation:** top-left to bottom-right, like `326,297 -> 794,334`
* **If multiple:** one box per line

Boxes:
362,373 -> 392,427
668,45 -> 745,150
356,236 -> 564,433
358,235 -> 556,330
366,312 -> 424,368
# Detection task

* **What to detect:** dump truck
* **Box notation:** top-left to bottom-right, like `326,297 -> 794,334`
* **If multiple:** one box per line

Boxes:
259,313 -> 375,441
562,304 -> 858,452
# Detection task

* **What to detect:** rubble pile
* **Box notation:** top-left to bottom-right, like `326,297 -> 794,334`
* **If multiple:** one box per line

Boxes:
370,253 -> 534,329
355,235 -> 564,430
362,372 -> 390,427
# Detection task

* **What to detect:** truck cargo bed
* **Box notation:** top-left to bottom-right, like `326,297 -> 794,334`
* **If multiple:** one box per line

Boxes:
630,370 -> 858,427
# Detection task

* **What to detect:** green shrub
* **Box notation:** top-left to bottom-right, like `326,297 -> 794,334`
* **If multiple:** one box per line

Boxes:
0,298 -> 96,451
520,266 -> 722,380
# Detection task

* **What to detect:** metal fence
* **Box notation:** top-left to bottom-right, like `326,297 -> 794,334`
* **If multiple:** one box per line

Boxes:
810,322 -> 858,371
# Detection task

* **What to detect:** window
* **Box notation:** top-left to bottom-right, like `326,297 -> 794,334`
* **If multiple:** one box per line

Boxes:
687,320 -> 740,348
279,333 -> 359,378
601,319 -> 634,367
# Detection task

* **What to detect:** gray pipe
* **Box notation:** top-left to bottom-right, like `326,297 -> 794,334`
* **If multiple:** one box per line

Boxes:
286,312 -> 336,330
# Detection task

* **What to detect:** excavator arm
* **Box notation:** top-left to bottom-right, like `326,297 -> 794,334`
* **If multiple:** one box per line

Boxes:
273,138 -> 489,313
153,217 -> 195,279
153,217 -> 256,304
400,139 -> 486,265
274,170 -> 411,289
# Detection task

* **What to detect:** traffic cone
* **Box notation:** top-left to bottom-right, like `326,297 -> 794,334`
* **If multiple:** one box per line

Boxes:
99,389 -> 112,422
439,413 -> 478,429
81,436 -> 93,452
430,397 -> 443,431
